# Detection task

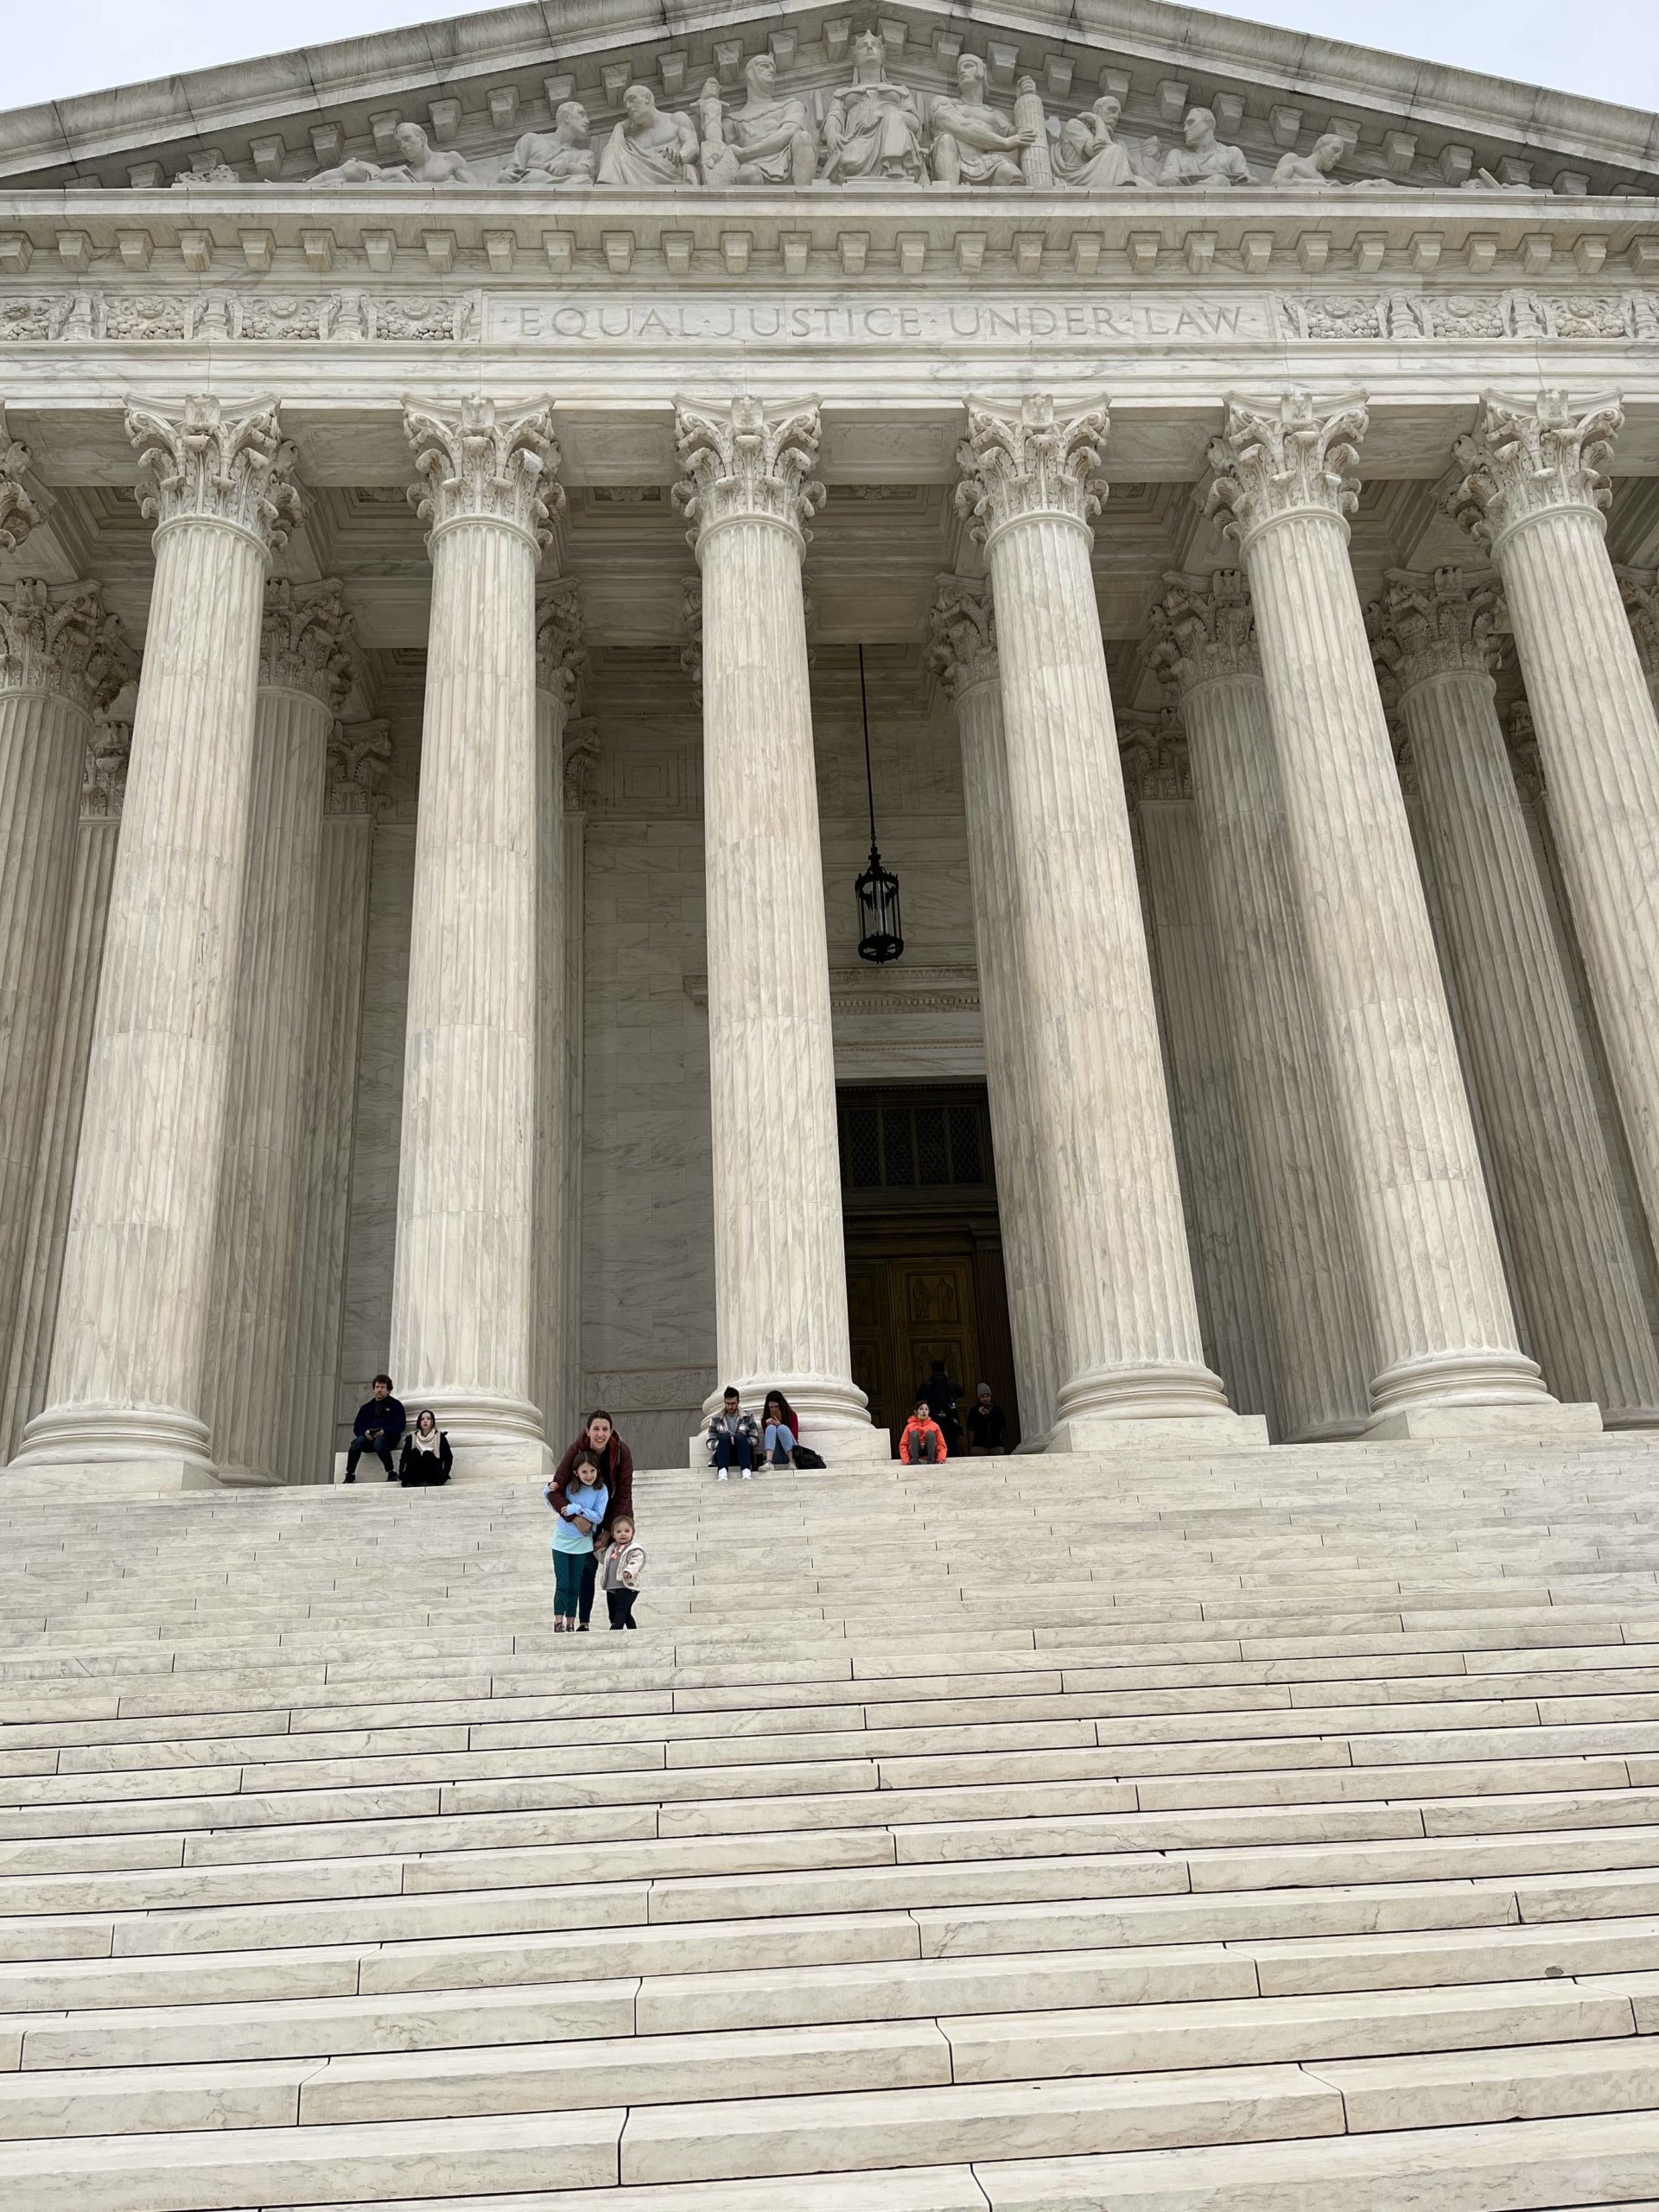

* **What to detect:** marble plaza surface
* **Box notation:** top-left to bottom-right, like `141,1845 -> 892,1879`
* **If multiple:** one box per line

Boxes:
8,1443 -> 1659,2203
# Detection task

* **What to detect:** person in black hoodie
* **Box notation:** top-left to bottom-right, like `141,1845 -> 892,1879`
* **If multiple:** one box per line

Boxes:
345,1374 -> 406,1481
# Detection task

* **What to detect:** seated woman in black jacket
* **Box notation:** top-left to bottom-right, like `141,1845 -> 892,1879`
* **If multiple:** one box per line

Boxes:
398,1408 -> 453,1486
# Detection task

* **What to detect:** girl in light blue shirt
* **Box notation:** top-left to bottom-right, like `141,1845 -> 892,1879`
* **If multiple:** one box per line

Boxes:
547,1448 -> 609,1632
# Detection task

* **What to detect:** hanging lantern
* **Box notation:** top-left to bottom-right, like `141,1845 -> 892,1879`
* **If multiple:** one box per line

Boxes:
854,643 -> 904,964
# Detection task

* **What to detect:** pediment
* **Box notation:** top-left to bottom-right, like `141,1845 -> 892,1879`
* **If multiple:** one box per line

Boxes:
1,0 -> 1656,201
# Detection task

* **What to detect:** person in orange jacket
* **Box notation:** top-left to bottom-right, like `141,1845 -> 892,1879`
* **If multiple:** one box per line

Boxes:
898,1399 -> 949,1465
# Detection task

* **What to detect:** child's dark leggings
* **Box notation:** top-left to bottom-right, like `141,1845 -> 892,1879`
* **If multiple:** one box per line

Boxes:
607,1589 -> 638,1630
554,1551 -> 587,1615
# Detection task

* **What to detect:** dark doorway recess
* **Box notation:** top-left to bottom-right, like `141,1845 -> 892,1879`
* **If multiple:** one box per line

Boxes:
837,1083 -> 1020,1452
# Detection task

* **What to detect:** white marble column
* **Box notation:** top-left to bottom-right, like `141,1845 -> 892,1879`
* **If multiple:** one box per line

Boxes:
12,397 -> 301,1487
1447,397 -> 1659,1259
388,397 -> 556,1475
284,720 -> 389,1484
928,576 -> 1059,1446
559,719 -> 598,1446
1370,566 -> 1659,1425
0,582 -> 131,1382
675,396 -> 878,1459
1123,721 -> 1280,1432
956,396 -> 1249,1449
1147,570 -> 1372,1441
532,582 -> 583,1443
1,718 -> 129,1461
201,582 -> 355,1484
1207,390 -> 1581,1438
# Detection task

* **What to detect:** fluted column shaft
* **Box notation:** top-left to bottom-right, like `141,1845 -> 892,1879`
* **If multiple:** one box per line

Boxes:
15,398 -> 299,1481
202,592 -> 347,1484
0,588 -> 124,1368
532,585 -> 582,1440
1375,569 -> 1659,1423
1134,787 -> 1280,1430
1209,391 -> 1560,1434
284,787 -> 376,1484
957,397 -> 1236,1445
1449,400 -> 1659,1254
676,397 -> 874,1453
390,398 -> 559,1465
1149,575 -> 1371,1440
929,581 -> 1058,1444
1,791 -> 123,1461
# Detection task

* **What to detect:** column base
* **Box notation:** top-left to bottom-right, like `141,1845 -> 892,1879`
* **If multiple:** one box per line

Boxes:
1366,1400 -> 1604,1441
3,1456 -> 219,1495
9,1403 -> 217,1486
332,1438 -> 552,1486
1046,1410 -> 1270,1454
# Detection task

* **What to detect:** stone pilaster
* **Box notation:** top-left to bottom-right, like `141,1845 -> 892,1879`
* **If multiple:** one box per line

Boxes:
1447,396 -> 1659,1262
1207,390 -> 1575,1438
956,395 -> 1246,1447
1617,568 -> 1659,715
928,575 -> 1059,1446
1147,570 -> 1371,1440
533,580 -> 585,1444
675,395 -> 879,1458
1122,716 -> 1281,1433
202,581 -> 356,1484
284,719 -> 390,1484
1370,566 -> 1659,1424
13,397 -> 301,1486
0,582 -> 132,1394
389,396 -> 558,1472
559,716 -> 599,1446
1,714 -> 129,1462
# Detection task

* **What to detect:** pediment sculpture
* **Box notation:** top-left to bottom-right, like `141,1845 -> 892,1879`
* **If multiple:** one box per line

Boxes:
179,35 -> 1575,197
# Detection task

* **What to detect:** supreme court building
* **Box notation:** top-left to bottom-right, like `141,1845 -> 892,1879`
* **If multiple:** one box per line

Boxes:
1,0 -> 1658,1484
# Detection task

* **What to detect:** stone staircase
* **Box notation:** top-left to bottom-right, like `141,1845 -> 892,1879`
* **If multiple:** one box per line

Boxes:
8,1441 -> 1659,2207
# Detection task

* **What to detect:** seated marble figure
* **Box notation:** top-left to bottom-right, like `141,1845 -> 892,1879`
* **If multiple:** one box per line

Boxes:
499,103 -> 596,187
312,120 -> 477,186
596,83 -> 701,186
819,29 -> 928,183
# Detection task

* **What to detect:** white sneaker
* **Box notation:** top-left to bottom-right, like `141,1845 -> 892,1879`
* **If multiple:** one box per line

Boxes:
716,1470 -> 728,1481
741,1469 -> 753,1479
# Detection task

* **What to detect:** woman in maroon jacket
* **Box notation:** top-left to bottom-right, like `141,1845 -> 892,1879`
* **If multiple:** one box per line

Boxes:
547,1410 -> 635,1631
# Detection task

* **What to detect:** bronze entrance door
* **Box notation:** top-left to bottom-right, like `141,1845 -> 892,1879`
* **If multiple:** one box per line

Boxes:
837,1085 -> 1019,1451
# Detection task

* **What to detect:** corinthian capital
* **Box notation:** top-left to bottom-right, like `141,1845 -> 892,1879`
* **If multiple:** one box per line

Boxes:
955,396 -> 1109,543
258,579 -> 357,709
1145,569 -> 1258,696
673,397 -> 825,549
1366,567 -> 1503,702
1117,708 -> 1190,804
681,578 -> 703,707
326,717 -> 392,816
535,580 -> 587,710
404,395 -> 563,550
0,406 -> 40,555
125,394 -> 302,550
1445,391 -> 1622,553
926,577 -> 997,704
0,581 -> 133,715
83,702 -> 134,817
1616,566 -> 1659,679
1205,390 -> 1367,546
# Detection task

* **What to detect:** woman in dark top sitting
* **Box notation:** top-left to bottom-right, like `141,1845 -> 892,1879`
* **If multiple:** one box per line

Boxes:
398,1408 -> 453,1485
547,1410 -> 635,1631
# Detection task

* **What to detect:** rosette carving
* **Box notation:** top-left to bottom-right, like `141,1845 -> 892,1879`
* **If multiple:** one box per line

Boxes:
124,394 -> 302,549
1366,568 -> 1503,702
403,395 -> 563,550
0,405 -> 40,555
0,580 -> 133,715
1445,392 -> 1622,552
257,578 -> 357,708
1205,390 -> 1368,545
1145,569 -> 1259,696
673,397 -> 825,547
926,576 -> 997,702
955,395 -> 1109,542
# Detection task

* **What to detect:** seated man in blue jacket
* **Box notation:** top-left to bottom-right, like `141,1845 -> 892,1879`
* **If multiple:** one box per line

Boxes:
345,1373 -> 406,1481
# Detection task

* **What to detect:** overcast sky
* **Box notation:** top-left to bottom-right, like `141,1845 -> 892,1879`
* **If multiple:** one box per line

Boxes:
3,0 -> 1656,115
